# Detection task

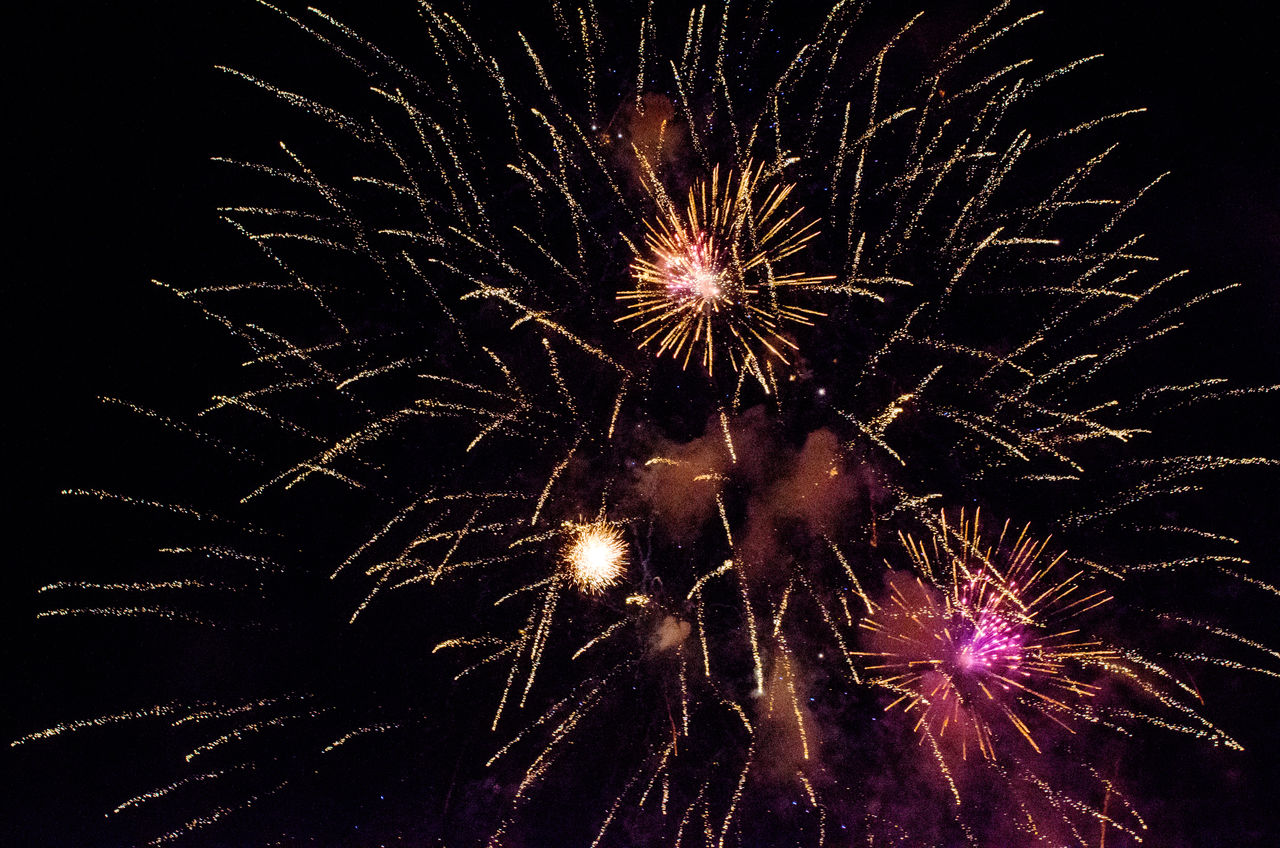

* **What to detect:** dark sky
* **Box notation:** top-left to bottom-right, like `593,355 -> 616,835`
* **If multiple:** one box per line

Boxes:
8,2 -> 1279,846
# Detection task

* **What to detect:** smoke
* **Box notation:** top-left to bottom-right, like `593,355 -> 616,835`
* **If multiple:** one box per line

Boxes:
632,409 -> 734,544
651,614 -> 692,652
635,406 -> 867,574
737,426 -> 862,575
607,92 -> 690,190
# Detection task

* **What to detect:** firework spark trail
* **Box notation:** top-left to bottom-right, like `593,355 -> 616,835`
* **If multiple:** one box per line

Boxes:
109,764 -> 256,816
23,1 -> 1278,846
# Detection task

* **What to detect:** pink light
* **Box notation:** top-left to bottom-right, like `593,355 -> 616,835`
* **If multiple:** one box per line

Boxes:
661,232 -> 724,302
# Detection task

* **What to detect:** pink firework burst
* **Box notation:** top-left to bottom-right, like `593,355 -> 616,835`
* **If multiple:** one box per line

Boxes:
857,511 -> 1116,762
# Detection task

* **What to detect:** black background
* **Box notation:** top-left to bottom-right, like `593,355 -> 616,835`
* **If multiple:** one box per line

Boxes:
7,1 -> 1278,845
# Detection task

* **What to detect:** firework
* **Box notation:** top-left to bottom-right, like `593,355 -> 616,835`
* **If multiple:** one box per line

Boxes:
858,512 -> 1115,763
562,519 -> 628,593
617,161 -> 831,374
20,1 -> 1277,846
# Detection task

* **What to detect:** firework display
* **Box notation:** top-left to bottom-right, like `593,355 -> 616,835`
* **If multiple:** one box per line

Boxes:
17,1 -> 1278,846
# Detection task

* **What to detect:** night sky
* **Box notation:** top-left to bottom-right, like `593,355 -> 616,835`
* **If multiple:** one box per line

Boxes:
8,2 -> 1279,846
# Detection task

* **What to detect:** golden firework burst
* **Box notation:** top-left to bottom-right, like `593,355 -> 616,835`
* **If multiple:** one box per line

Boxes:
562,520 -> 629,594
616,161 -> 832,375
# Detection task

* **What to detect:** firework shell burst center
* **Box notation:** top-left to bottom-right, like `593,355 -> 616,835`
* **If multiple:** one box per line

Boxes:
20,0 -> 1278,846
948,607 -> 1024,677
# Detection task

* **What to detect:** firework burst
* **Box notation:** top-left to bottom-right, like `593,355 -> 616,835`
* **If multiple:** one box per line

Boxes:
859,511 -> 1116,763
617,161 -> 831,374
562,519 -> 628,594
